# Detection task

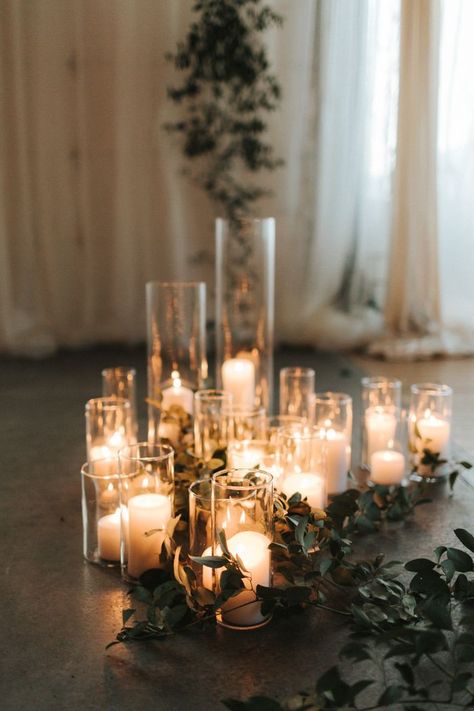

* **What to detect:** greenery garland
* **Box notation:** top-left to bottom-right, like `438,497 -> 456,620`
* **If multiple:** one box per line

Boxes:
164,0 -> 284,222
109,409 -> 473,709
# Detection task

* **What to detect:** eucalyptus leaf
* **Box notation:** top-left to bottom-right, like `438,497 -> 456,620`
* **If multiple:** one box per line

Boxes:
454,528 -> 474,553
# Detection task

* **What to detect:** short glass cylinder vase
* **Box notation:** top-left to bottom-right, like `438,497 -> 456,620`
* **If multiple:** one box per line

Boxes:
146,281 -> 207,443
118,443 -> 174,582
313,392 -> 353,491
215,218 -> 275,413
211,469 -> 273,629
361,376 -> 402,468
194,390 -> 234,462
279,367 -> 316,421
277,425 -> 327,509
102,366 -> 138,436
85,397 -> 136,463
409,383 -> 452,479
81,459 -> 123,566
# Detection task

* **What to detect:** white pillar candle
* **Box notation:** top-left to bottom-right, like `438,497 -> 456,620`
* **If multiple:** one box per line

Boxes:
162,374 -> 194,415
98,508 -> 121,561
370,450 -> 406,485
127,493 -> 172,578
222,358 -> 255,409
365,407 -> 397,458
281,472 -> 325,509
417,412 -> 451,456
321,428 -> 348,495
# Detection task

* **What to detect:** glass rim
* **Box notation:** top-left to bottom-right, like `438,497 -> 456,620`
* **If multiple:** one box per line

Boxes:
230,405 -> 266,416
81,460 -> 120,480
280,366 -> 315,378
315,391 -> 352,404
361,376 -> 402,389
212,468 -> 273,491
189,478 -> 212,499
118,441 -> 174,463
85,396 -> 131,412
101,366 -> 137,376
410,382 -> 453,396
195,389 -> 233,403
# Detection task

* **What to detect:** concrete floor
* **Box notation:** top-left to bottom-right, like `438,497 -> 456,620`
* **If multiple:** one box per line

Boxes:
1,345 -> 473,710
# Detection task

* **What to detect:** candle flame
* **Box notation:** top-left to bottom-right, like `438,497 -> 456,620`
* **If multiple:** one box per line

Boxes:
239,510 -> 246,524
424,408 -> 432,419
142,476 -> 149,488
107,482 -> 114,492
109,431 -> 123,448
324,418 -> 332,429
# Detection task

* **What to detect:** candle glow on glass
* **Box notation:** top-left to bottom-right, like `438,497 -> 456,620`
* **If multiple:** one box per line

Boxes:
370,450 -> 406,485
98,507 -> 121,561
127,493 -> 172,579
319,424 -> 348,494
222,358 -> 255,409
417,408 -> 451,456
365,407 -> 398,458
201,530 -> 271,626
161,370 -> 194,415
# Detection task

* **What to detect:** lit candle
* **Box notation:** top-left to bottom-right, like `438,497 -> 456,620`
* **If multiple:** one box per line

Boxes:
281,472 -> 325,509
417,410 -> 451,456
365,407 -> 397,458
321,428 -> 348,494
127,493 -> 172,578
370,450 -> 406,485
98,507 -> 121,561
222,358 -> 255,409
162,371 -> 194,415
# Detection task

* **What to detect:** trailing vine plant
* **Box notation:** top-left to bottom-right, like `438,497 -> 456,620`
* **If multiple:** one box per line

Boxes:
164,0 -> 284,223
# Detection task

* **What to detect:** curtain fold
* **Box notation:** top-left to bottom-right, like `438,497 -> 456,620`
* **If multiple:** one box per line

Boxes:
0,0 -> 473,358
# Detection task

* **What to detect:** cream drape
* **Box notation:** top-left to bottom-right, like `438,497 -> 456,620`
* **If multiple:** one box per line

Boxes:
1,0 -> 474,357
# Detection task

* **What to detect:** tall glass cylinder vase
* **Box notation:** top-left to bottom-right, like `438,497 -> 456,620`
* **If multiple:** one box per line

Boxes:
215,218 -> 275,414
146,281 -> 207,443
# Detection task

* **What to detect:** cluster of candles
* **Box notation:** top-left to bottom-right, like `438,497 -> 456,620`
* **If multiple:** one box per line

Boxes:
81,364 -> 453,629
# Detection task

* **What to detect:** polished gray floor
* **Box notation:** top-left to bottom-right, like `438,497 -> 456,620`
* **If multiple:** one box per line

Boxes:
1,346 -> 472,710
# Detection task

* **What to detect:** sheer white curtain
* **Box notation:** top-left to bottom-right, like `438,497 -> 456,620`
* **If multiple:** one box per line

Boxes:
1,0 -> 474,357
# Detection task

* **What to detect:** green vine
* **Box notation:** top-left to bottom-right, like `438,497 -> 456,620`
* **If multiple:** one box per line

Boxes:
164,0 -> 284,222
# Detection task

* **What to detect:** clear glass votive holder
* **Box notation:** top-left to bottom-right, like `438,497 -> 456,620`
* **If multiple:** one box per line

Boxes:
279,367 -> 316,420
118,443 -> 174,582
277,425 -> 327,509
102,366 -> 138,436
211,469 -> 273,629
409,383 -> 453,478
146,281 -> 207,442
361,376 -> 402,468
232,406 -> 267,441
81,459 -> 123,566
194,390 -> 234,462
85,397 -> 136,463
314,392 -> 353,489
